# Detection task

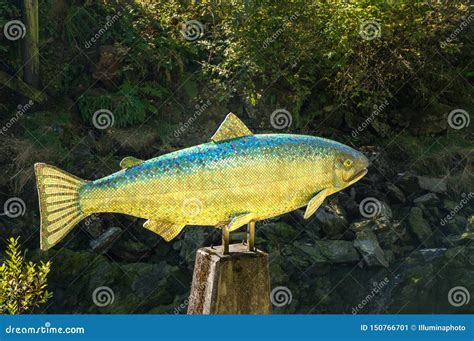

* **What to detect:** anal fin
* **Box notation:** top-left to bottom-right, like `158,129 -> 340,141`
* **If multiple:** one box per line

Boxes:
144,219 -> 185,241
304,188 -> 329,219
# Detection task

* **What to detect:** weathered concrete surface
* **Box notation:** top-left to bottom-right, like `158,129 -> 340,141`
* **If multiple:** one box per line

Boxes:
187,244 -> 271,314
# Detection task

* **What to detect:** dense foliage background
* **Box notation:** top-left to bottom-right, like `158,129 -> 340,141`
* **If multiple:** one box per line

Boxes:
0,0 -> 472,314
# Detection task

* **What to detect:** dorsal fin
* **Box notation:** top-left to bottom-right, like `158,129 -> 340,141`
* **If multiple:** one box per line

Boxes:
211,113 -> 253,143
120,156 -> 144,169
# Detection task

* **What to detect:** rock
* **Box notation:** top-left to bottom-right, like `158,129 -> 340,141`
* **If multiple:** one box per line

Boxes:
386,182 -> 406,204
353,229 -> 389,267
314,206 -> 348,238
337,192 -> 360,220
119,261 -> 179,311
413,193 -> 439,205
395,172 -> 419,193
315,240 -> 360,263
89,227 -> 122,254
442,199 -> 459,211
260,222 -> 300,245
406,102 -> 453,135
418,248 -> 447,262
441,215 -> 467,234
350,218 -> 394,235
426,207 -> 441,223
111,239 -> 152,262
408,207 -> 433,247
388,244 -> 474,313
176,226 -> 217,264
417,176 -> 447,194
293,241 -> 327,264
378,201 -> 393,221
284,209 -> 305,225
82,214 -> 104,238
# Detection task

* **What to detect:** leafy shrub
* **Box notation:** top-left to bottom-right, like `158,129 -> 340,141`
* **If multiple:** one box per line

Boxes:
0,237 -> 52,314
78,82 -> 164,128
196,0 -> 470,129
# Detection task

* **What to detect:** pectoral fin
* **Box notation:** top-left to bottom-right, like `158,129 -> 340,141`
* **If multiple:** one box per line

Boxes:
143,219 -> 185,241
227,213 -> 253,232
304,189 -> 329,219
120,157 -> 145,169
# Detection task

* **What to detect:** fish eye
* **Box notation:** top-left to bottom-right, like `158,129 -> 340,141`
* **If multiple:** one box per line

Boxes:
344,159 -> 353,168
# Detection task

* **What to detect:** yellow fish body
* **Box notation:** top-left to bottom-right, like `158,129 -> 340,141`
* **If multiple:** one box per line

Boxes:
35,114 -> 368,250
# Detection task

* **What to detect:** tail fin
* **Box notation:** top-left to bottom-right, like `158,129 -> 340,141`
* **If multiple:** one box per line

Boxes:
34,163 -> 88,251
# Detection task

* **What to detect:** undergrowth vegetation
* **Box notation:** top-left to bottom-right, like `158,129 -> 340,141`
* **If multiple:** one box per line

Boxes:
1,0 -> 471,131
0,238 -> 52,314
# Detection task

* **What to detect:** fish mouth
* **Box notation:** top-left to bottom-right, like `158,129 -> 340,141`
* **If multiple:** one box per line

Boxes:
344,168 -> 368,184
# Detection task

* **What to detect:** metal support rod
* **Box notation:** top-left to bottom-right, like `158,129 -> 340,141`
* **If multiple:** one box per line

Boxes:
222,225 -> 229,254
247,221 -> 255,251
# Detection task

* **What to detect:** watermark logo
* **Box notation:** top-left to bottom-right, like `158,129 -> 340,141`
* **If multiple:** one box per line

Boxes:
359,20 -> 381,41
92,109 -> 114,130
448,286 -> 470,307
180,20 -> 204,41
270,109 -> 292,130
92,286 -> 115,307
447,109 -> 470,130
3,20 -> 26,41
359,197 -> 382,218
0,197 -> 26,218
270,286 -> 292,307
182,198 -> 203,217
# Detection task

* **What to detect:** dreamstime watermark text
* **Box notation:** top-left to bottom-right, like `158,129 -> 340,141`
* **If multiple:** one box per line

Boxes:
0,100 -> 34,135
352,99 -> 389,137
441,13 -> 474,48
173,100 -> 211,139
5,322 -> 85,335
440,192 -> 473,226
262,13 -> 299,49
84,6 -> 131,49
352,277 -> 389,314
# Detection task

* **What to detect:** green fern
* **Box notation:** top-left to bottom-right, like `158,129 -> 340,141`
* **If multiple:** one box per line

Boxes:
78,82 -> 164,128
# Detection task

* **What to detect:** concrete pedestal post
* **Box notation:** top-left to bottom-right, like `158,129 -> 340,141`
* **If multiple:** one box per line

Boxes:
187,244 -> 271,314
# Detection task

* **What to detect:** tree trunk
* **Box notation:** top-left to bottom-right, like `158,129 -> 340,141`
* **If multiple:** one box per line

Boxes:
20,0 -> 39,88
0,70 -> 46,103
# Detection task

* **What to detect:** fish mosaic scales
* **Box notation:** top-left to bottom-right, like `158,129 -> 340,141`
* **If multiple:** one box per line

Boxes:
78,135 -> 335,218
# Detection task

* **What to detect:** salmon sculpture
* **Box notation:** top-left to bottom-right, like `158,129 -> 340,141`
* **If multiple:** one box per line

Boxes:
35,113 -> 368,252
